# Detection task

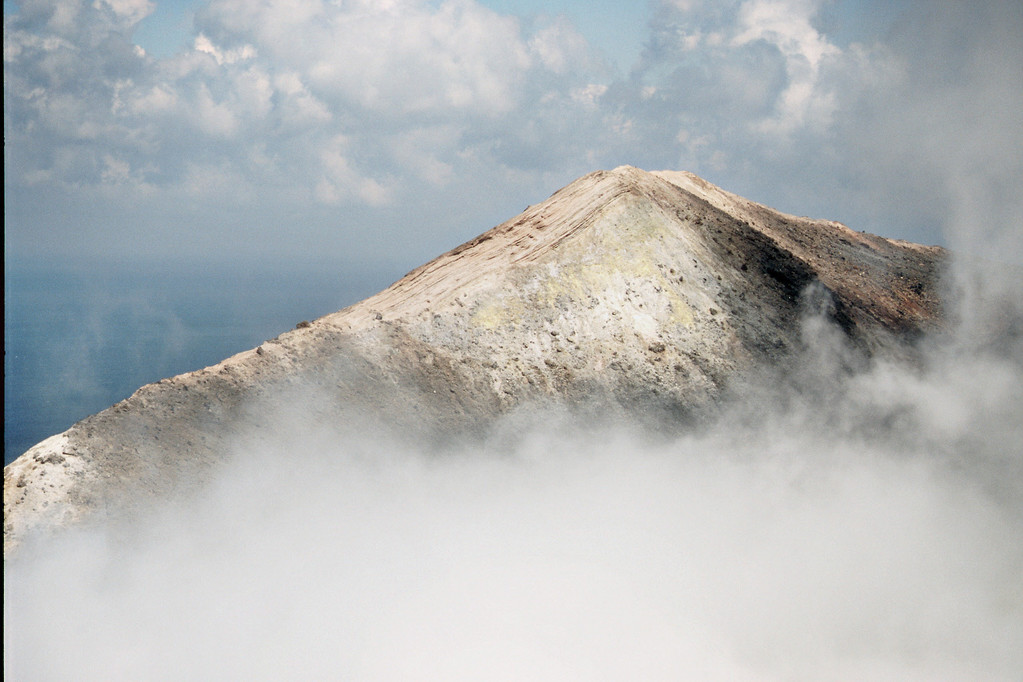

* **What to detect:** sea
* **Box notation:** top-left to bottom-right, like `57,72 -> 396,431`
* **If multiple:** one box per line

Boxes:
4,260 -> 397,465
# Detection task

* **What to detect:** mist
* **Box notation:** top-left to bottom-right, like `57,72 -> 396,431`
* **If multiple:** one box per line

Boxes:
6,0 -> 1021,675
6,255 -> 1023,680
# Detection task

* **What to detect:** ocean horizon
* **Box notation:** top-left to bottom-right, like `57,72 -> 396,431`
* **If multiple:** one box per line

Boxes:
4,260 -> 396,465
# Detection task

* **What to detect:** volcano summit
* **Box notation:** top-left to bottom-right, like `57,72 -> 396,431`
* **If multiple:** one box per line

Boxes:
4,166 -> 945,554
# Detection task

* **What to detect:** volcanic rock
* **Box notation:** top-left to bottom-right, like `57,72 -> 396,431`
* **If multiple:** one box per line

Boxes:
3,166 -> 945,555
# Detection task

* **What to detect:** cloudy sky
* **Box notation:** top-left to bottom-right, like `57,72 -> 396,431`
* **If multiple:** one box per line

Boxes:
4,0 -> 1022,275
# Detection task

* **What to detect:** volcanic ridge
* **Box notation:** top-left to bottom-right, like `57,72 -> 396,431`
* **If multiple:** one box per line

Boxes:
3,166 -> 945,554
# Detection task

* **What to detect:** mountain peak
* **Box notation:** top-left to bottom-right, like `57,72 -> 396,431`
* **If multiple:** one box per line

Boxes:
4,168 -> 945,554
325,166 -> 941,339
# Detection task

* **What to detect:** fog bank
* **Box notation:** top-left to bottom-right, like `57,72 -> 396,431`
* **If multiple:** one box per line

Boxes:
7,172 -> 1023,677
5,290 -> 1022,679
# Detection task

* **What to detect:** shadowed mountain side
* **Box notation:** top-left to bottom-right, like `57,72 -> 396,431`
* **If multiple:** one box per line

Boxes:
4,166 -> 945,555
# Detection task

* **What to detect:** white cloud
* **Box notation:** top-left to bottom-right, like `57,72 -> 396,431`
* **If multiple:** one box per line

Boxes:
272,72 -> 331,127
678,30 -> 702,50
193,84 -> 239,137
234,67 -> 273,118
197,0 -> 536,116
734,0 -> 835,68
100,153 -> 131,183
528,17 -> 593,74
5,0 -> 607,230
127,84 -> 178,115
194,33 -> 257,65
732,0 -> 840,133
4,0 -> 1020,269
388,126 -> 460,187
316,135 -> 394,206
45,0 -> 85,34
94,0 -> 154,24
570,83 -> 608,108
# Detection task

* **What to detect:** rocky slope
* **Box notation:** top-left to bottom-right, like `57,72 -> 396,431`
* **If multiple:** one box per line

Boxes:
3,166 -> 945,554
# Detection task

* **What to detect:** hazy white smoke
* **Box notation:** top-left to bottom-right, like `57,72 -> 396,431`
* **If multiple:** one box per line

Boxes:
6,1 -> 1021,676
6,214 -> 1023,678
5,299 -> 1023,680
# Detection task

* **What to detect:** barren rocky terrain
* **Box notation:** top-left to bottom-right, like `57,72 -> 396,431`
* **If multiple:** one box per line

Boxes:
4,166 -> 946,555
